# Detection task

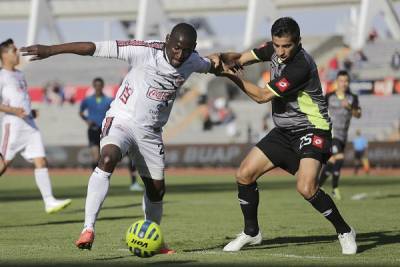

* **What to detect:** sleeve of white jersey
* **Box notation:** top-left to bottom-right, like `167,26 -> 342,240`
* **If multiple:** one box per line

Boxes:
93,41 -> 148,65
0,77 -> 3,103
193,53 -> 212,73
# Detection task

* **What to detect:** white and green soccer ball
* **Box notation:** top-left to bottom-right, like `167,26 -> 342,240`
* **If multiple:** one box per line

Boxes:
126,219 -> 163,257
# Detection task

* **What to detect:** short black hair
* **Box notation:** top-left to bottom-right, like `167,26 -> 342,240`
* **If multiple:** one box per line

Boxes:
170,23 -> 197,42
336,70 -> 350,79
271,17 -> 300,43
93,77 -> 104,85
0,38 -> 14,59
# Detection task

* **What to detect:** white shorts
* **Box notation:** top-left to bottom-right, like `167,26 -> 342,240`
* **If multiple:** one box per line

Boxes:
1,116 -> 46,161
100,116 -> 165,180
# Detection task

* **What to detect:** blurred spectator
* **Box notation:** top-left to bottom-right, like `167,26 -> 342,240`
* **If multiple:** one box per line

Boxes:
367,28 -> 378,43
198,94 -> 213,131
391,50 -> 400,70
343,57 -> 353,73
352,129 -> 370,175
327,56 -> 339,81
199,95 -> 239,138
43,81 -> 65,105
353,50 -> 368,66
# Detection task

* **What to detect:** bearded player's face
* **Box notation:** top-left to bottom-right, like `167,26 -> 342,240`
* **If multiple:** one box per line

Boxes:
272,35 -> 299,63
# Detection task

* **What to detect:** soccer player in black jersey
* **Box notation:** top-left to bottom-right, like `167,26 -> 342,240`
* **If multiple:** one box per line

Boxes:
319,70 -> 361,200
218,17 -> 357,255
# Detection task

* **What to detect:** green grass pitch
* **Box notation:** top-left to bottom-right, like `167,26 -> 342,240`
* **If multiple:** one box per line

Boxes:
0,169 -> 399,266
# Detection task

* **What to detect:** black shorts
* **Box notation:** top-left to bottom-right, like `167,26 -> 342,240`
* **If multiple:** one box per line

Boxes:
354,150 -> 365,160
88,126 -> 102,147
332,138 -> 345,155
256,127 -> 332,175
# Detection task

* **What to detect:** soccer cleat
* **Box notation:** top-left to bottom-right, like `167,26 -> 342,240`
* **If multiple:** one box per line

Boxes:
75,229 -> 95,250
129,182 -> 144,192
332,188 -> 342,200
45,199 -> 72,214
338,227 -> 357,255
223,231 -> 262,252
159,248 -> 176,255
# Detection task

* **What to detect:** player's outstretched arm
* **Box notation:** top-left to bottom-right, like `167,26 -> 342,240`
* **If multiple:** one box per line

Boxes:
219,72 -> 275,104
20,42 -> 96,61
220,50 -> 259,71
0,104 -> 28,118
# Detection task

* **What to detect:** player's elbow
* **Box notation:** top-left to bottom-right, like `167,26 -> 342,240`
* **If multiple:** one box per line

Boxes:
256,91 -> 273,104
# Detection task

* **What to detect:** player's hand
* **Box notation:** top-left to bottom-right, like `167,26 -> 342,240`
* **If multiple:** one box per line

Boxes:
20,45 -> 52,61
13,107 -> 28,118
220,53 -> 243,73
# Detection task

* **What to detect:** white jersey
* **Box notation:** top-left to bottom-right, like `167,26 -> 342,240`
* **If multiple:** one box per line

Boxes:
93,40 -> 211,129
0,68 -> 32,119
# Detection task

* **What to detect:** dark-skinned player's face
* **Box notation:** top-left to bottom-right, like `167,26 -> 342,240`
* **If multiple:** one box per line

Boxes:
272,35 -> 299,63
165,34 -> 196,68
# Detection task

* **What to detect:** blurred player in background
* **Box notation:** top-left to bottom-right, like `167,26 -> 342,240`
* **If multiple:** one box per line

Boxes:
79,77 -> 143,191
319,70 -> 361,200
0,38 -> 71,214
80,77 -> 113,170
22,23 -> 220,253
352,129 -> 370,175
218,17 -> 357,255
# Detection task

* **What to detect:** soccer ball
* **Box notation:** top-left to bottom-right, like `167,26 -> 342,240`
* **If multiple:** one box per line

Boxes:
126,219 -> 163,257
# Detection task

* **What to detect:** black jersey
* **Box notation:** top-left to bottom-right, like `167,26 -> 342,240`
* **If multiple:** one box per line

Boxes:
326,91 -> 359,142
252,42 -> 331,133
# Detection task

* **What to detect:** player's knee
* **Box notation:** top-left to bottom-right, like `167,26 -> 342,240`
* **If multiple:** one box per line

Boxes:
34,157 -> 47,168
296,181 -> 317,199
235,166 -> 255,185
146,187 -> 165,202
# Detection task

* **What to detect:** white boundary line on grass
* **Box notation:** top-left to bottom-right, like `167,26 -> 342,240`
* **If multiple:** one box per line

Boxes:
189,250 -> 336,260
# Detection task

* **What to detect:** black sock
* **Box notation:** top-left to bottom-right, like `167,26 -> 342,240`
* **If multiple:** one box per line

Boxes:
319,162 -> 333,186
332,159 -> 344,189
238,182 -> 259,237
306,188 -> 351,234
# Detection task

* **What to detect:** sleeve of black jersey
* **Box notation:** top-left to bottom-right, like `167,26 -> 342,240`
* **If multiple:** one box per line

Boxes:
265,57 -> 311,97
251,42 -> 274,62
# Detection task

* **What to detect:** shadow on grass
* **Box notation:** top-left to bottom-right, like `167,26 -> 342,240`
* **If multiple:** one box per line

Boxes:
62,202 -> 142,214
2,176 -> 400,202
356,230 -> 400,253
184,230 -> 400,254
0,215 -> 141,229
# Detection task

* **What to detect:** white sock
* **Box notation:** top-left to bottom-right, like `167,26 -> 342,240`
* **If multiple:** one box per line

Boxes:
142,193 -> 163,225
84,167 -> 111,230
34,168 -> 56,205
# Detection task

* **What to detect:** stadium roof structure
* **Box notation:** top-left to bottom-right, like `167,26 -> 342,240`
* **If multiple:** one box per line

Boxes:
0,0 -> 399,50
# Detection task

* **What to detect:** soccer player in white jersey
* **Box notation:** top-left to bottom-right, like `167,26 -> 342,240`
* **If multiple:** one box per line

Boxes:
21,23 -> 221,253
0,39 -> 72,214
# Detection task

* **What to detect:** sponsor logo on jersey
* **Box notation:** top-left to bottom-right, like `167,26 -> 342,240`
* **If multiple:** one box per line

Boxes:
146,87 -> 176,102
312,135 -> 324,149
275,77 -> 290,92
